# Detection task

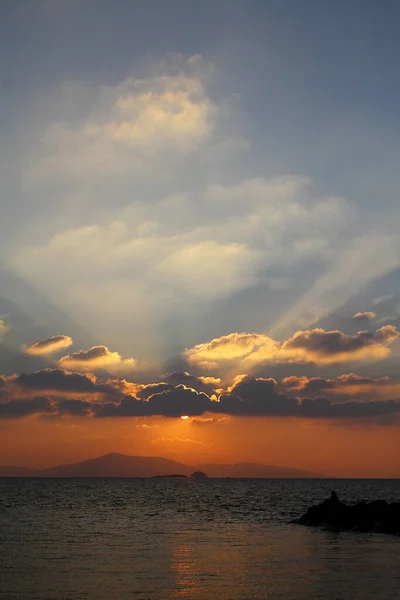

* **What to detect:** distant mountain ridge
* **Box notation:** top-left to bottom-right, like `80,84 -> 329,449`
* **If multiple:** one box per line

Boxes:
0,452 -> 325,478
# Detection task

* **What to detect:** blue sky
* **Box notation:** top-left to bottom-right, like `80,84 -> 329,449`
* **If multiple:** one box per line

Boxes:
1,0 -> 400,380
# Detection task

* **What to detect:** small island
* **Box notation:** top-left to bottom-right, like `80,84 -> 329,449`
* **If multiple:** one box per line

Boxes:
294,491 -> 400,536
189,471 -> 209,480
151,474 -> 188,479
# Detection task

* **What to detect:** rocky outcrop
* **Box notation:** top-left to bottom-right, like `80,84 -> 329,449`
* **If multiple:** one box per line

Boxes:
294,491 -> 400,535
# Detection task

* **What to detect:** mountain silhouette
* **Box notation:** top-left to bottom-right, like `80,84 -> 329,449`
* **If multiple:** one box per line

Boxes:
0,453 -> 325,478
0,465 -> 37,477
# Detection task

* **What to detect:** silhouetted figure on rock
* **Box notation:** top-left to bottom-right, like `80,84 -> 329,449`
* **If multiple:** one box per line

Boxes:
294,491 -> 400,536
331,490 -> 339,503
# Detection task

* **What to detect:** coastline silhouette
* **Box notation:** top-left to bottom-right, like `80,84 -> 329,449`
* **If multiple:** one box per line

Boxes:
295,491 -> 400,535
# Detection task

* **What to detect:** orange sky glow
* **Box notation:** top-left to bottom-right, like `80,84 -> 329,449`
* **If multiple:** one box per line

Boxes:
1,414 -> 399,478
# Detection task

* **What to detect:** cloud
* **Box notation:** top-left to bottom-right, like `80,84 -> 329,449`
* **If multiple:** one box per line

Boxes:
190,416 -> 229,426
24,335 -> 73,356
155,240 -> 260,299
0,319 -> 10,338
152,437 -> 204,446
184,325 -> 400,372
97,385 -> 212,418
56,398 -> 93,417
58,345 -> 136,372
135,382 -> 174,400
184,332 -> 279,370
218,377 -> 297,416
372,295 -> 394,306
377,316 -> 398,324
297,397 -> 400,420
9,54 -> 355,363
0,397 -> 53,418
165,372 -> 221,395
2,368 -> 129,400
270,232 -> 400,336
352,311 -> 376,322
281,373 -> 400,400
281,325 -> 399,363
1,368 -> 400,423
27,58 -> 214,189
1,49 -> 400,387
14,368 -> 101,393
219,376 -> 400,420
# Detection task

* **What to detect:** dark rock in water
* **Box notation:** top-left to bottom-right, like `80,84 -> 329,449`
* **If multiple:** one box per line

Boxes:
190,471 -> 209,480
294,491 -> 400,535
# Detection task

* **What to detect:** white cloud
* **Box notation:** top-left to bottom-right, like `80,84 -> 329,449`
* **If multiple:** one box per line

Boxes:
24,335 -> 73,355
25,61 -> 215,191
11,173 -> 349,359
59,345 -> 136,373
8,53 -> 398,366
184,325 -> 400,374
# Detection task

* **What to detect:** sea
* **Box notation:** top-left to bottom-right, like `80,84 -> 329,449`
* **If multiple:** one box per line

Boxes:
0,478 -> 399,600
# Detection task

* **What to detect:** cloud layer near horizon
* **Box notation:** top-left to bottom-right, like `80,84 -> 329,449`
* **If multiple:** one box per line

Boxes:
0,316 -> 399,423
1,365 -> 400,423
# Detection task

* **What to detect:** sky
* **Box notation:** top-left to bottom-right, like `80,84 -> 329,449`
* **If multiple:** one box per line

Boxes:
1,0 -> 400,477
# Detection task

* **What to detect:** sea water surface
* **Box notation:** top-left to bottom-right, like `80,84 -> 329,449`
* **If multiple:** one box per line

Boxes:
1,478 -> 399,600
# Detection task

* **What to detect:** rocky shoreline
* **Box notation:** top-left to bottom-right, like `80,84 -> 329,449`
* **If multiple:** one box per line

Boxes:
294,491 -> 400,536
